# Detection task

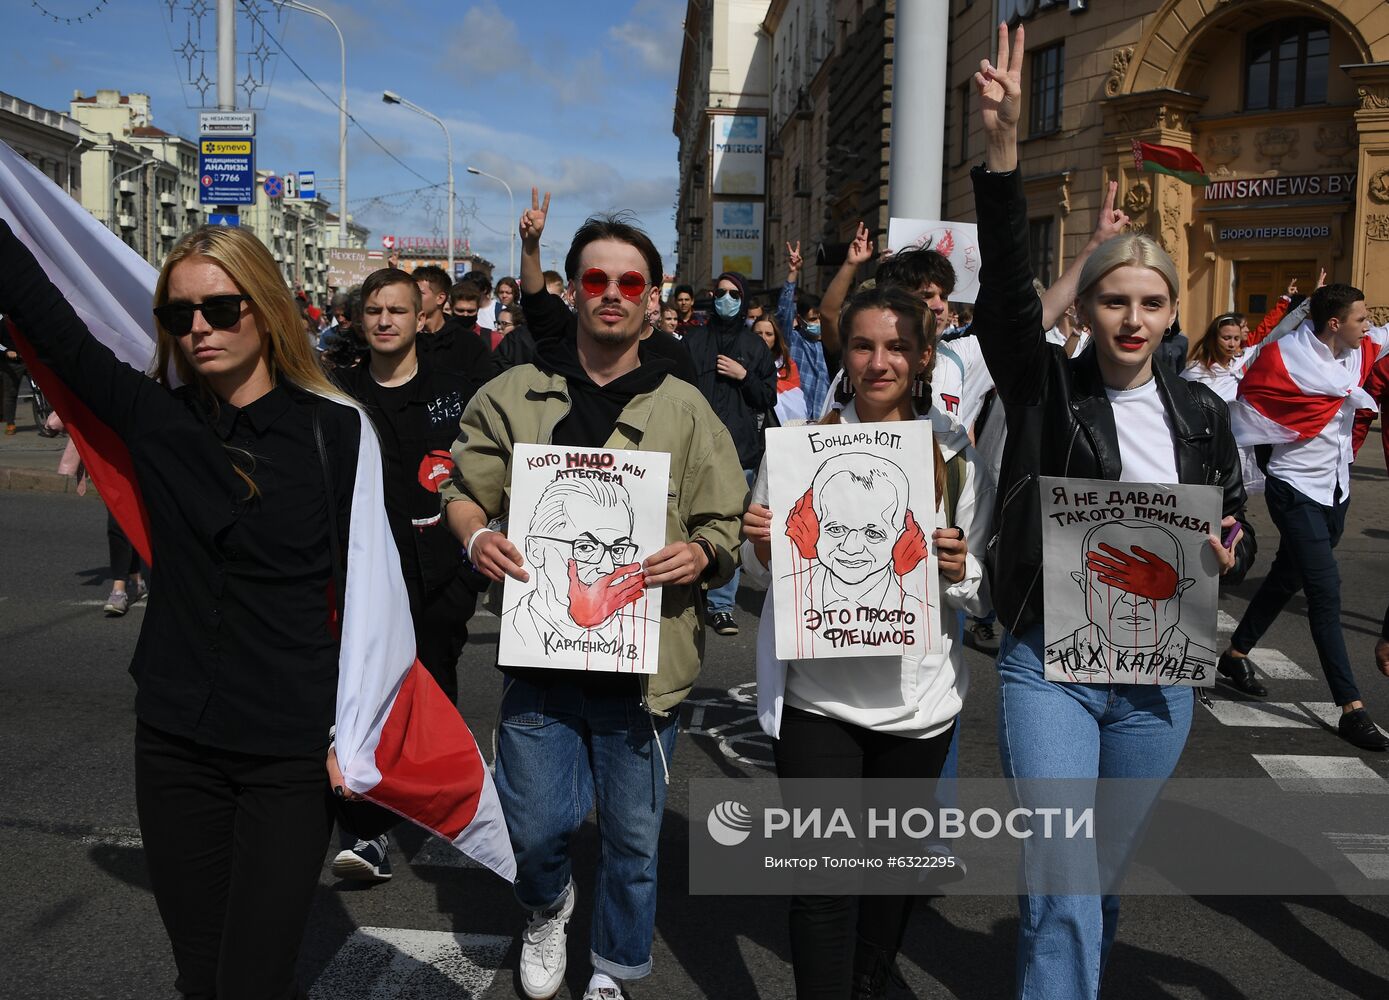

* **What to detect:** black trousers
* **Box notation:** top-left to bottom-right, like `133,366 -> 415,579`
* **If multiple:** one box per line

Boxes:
773,705 -> 956,1000
108,510 -> 140,583
411,570 -> 481,707
135,721 -> 335,1000
0,353 -> 24,424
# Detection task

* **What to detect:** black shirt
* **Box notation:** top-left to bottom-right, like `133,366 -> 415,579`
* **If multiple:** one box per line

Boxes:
336,358 -> 477,598
1,219 -> 359,756
418,318 -> 491,384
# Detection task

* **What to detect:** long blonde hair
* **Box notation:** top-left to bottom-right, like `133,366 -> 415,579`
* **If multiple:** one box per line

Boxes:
152,225 -> 358,495
1076,232 -> 1179,303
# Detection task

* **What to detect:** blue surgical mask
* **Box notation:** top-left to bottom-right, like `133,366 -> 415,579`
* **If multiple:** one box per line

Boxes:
803,322 -> 821,336
714,292 -> 741,319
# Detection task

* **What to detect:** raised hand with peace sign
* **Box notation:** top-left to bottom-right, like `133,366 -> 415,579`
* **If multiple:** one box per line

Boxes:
519,187 -> 550,252
975,22 -> 1026,172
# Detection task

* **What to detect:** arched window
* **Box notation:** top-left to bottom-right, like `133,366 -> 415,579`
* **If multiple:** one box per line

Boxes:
1244,18 -> 1330,110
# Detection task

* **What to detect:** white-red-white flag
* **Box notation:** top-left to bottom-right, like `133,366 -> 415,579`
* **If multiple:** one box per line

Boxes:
1231,319 -> 1385,447
0,140 -> 513,880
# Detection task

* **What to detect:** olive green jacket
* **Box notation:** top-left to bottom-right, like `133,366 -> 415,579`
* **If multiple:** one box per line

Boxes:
441,363 -> 748,714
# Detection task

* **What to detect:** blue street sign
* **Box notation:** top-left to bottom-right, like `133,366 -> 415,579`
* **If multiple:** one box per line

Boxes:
207,213 -> 240,227
199,137 -> 255,205
263,174 -> 284,199
297,170 -> 316,200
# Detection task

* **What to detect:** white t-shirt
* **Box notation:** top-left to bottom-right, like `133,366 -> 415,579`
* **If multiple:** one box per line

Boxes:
1105,377 -> 1179,483
941,333 -> 995,431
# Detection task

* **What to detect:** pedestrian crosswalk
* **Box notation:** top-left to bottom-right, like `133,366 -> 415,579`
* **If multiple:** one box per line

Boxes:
308,927 -> 508,1000
1250,754 -> 1389,795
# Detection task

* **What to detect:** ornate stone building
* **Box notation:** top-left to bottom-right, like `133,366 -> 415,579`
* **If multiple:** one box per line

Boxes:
943,0 -> 1389,330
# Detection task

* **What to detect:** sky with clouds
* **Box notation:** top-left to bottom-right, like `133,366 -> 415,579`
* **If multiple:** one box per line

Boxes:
5,0 -> 685,277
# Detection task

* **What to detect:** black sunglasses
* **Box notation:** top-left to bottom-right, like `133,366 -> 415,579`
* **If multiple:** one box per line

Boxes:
153,294 -> 254,336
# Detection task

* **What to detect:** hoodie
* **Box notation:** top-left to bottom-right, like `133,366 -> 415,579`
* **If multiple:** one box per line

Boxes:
680,271 -> 778,468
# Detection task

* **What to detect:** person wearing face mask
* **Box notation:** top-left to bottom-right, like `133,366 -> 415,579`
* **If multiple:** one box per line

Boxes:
412,266 -> 490,383
774,240 -> 830,417
679,269 -> 778,635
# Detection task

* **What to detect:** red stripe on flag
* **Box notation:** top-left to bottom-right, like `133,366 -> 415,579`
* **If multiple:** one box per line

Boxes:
367,660 -> 484,841
1239,340 -> 1342,440
1133,140 -> 1207,177
7,321 -> 152,564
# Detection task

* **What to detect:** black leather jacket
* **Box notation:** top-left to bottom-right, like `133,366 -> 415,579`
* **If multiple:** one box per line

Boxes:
971,166 -> 1256,635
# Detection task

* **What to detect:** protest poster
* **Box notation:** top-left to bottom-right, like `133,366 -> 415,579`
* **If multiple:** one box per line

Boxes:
766,421 -> 939,661
1040,477 -> 1223,686
498,444 -> 669,673
886,218 -> 981,304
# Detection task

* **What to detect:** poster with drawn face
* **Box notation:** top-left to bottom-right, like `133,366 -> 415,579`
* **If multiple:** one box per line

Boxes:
499,444 -> 670,674
886,218 -> 981,304
766,421 -> 940,661
1040,477 -> 1223,686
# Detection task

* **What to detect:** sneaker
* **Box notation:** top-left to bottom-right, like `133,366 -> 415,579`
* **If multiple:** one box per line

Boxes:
582,988 -> 624,1000
1338,708 -> 1389,752
966,619 -> 1000,655
519,879 -> 576,1000
103,590 -> 129,617
710,611 -> 739,636
131,579 -> 149,604
331,834 -> 392,882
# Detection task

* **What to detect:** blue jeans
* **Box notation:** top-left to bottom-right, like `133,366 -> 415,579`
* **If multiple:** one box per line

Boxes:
706,468 -> 756,614
494,676 -> 678,980
1232,474 -> 1357,705
997,627 -> 1192,1000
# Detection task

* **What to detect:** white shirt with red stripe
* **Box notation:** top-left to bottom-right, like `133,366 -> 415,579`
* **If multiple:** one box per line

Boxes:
1265,325 -> 1389,506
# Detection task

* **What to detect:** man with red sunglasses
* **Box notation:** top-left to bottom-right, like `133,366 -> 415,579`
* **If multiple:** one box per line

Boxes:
441,191 -> 746,1000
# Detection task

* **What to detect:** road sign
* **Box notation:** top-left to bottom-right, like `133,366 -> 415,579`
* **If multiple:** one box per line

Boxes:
198,111 -> 256,136
263,174 -> 284,199
382,235 -> 396,250
297,171 -> 316,200
199,137 -> 255,205
207,213 -> 240,227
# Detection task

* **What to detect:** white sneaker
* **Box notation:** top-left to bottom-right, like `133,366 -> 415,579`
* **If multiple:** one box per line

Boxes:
581,987 -> 624,1000
519,879 -> 576,1000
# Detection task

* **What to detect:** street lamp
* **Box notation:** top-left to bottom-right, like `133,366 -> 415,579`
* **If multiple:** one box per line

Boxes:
110,156 -> 158,255
466,165 -> 515,277
383,90 -> 453,274
275,0 -> 348,247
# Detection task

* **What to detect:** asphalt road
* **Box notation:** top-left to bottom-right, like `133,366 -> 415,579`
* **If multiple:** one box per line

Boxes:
3,456 -> 1389,998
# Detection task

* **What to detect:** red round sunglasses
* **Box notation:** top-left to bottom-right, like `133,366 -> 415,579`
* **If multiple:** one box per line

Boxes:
579,268 -> 647,301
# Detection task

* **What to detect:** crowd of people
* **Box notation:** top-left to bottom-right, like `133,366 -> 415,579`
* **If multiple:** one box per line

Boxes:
6,22 -> 1389,1000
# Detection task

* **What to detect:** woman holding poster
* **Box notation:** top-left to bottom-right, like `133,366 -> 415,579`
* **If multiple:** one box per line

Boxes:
742,285 -> 993,998
970,25 -> 1256,1000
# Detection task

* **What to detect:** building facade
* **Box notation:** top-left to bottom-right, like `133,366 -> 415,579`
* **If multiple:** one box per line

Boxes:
0,91 -> 91,200
942,0 -> 1389,333
674,0 -> 773,293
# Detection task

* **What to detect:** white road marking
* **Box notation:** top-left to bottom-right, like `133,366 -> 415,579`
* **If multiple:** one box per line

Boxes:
1250,649 -> 1314,681
1252,754 -> 1389,795
1300,702 -> 1389,736
1325,833 -> 1389,880
309,927 -> 508,1000
409,837 -> 483,870
1202,701 -> 1315,728
67,599 -> 144,609
1216,610 -> 1239,634
78,826 -> 143,848
681,682 -> 773,770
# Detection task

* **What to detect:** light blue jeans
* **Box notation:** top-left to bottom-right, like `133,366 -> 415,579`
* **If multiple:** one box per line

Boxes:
997,626 -> 1192,1000
706,468 -> 756,614
494,676 -> 678,980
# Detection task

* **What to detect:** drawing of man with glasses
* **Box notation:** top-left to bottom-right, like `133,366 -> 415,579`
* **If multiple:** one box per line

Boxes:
503,470 -> 652,666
